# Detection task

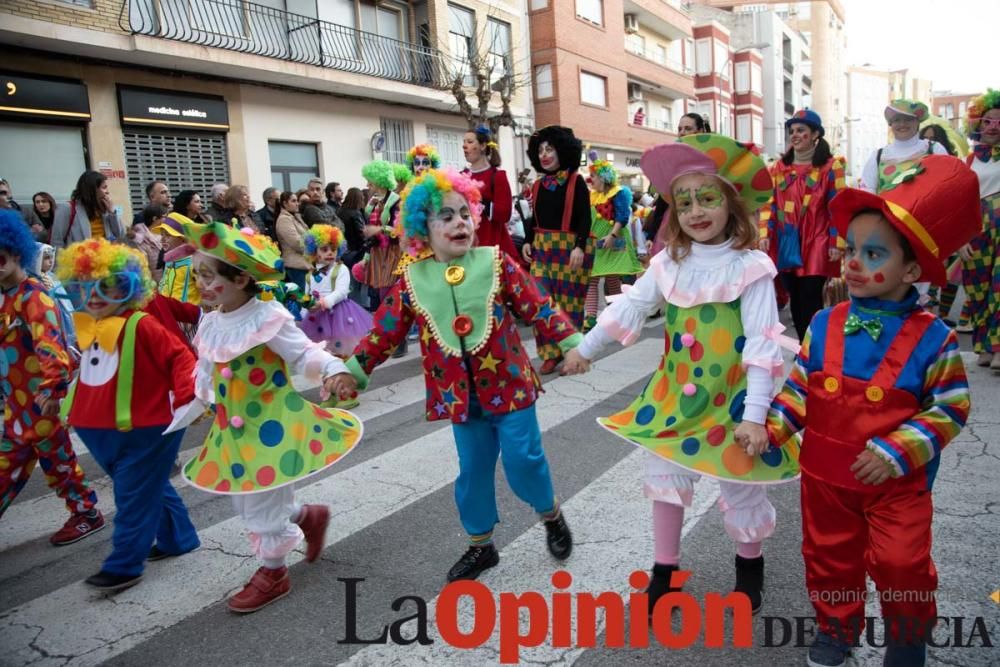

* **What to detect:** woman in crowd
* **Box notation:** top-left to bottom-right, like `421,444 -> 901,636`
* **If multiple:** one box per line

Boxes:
224,185 -> 261,232
27,192 -> 56,242
50,170 -> 125,249
759,109 -> 846,340
172,190 -> 211,224
274,190 -> 311,291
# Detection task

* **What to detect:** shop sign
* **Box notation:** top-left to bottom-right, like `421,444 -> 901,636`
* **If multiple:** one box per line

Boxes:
0,71 -> 90,121
118,86 -> 229,130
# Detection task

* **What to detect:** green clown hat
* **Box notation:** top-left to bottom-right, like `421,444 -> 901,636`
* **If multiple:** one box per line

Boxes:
180,219 -> 285,282
641,134 -> 773,212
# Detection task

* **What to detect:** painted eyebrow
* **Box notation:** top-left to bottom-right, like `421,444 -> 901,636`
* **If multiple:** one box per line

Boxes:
860,243 -> 890,253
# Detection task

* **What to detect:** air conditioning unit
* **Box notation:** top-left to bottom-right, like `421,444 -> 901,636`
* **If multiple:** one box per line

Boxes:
628,82 -> 644,101
624,14 -> 639,34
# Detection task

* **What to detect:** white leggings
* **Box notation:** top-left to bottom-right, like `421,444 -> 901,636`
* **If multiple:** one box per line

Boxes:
232,485 -> 303,566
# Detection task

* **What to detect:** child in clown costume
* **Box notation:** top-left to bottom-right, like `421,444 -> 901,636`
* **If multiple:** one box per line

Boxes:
961,88 -> 1000,371
178,220 -> 363,613
0,213 -> 102,544
57,238 -> 199,590
333,168 -> 578,582
153,212 -> 200,305
584,160 -> 643,331
299,224 -> 372,356
563,135 -> 798,615
767,155 -> 977,667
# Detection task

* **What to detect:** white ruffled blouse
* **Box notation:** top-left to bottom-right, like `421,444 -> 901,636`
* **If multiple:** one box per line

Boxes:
577,240 -> 786,424
193,298 -> 347,403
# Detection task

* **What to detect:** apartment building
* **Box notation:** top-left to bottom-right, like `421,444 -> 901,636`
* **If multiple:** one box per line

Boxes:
930,91 -> 976,132
528,0 -> 695,190
0,0 -> 529,218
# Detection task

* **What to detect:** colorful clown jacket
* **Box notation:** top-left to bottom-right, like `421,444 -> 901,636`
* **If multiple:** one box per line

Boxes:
347,247 -> 582,423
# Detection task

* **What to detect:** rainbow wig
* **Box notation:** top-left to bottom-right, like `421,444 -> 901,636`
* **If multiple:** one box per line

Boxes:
56,237 -> 155,310
589,159 -> 619,187
392,163 -> 412,188
0,208 -> 39,269
304,224 -> 346,261
395,168 -> 483,256
361,160 -> 397,191
966,88 -> 1000,138
406,144 -> 442,172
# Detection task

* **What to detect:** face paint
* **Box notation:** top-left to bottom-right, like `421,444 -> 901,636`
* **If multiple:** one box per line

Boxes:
428,192 -> 475,262
193,255 -> 251,311
844,212 -> 920,301
695,184 -> 724,209
671,173 -> 730,246
873,272 -> 885,283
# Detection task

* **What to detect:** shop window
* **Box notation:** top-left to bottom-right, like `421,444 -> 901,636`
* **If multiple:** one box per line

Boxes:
269,141 -> 320,192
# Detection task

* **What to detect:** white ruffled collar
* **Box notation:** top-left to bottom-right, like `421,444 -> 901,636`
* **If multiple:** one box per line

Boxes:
195,298 -> 291,362
649,240 -> 776,307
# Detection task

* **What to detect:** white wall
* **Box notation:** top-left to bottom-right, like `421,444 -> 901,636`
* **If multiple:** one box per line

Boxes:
847,70 -> 890,183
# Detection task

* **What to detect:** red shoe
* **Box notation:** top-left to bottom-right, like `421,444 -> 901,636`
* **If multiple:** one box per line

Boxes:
228,567 -> 290,613
50,511 -> 106,546
539,357 -> 561,375
296,504 -> 330,563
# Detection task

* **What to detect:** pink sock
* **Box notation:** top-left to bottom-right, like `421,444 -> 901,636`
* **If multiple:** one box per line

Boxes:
737,541 -> 763,559
652,501 -> 684,565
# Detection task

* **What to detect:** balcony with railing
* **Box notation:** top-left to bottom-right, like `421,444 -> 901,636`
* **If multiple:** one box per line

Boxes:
121,0 -> 446,88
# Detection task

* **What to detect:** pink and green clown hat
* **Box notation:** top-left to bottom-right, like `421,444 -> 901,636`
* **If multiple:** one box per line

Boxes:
885,99 -> 929,123
640,134 -> 772,212
179,219 -> 285,282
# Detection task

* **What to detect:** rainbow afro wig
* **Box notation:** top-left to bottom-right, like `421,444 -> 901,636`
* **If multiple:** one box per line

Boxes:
56,237 -> 154,310
966,88 -> 1000,138
0,208 -> 39,269
588,160 -> 619,187
392,163 -> 412,189
304,224 -> 346,261
406,144 -> 442,172
396,168 -> 482,256
361,160 -> 397,191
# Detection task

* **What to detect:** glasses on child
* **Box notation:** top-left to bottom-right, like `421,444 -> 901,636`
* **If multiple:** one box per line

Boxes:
59,273 -> 138,310
413,157 -> 432,167
980,118 -> 1000,130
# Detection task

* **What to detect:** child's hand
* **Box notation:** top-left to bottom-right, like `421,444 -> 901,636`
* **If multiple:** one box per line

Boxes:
851,449 -> 894,485
734,421 -> 769,456
560,348 -> 591,375
324,373 -> 358,401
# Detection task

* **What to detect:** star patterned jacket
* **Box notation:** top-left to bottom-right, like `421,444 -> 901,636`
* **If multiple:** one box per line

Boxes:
347,247 -> 583,423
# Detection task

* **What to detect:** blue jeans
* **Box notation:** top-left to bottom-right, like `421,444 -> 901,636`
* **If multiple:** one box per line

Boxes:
451,400 -> 556,537
76,426 -> 200,577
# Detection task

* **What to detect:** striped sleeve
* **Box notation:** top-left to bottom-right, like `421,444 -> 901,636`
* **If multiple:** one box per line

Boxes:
766,327 -> 813,447
866,330 -> 970,477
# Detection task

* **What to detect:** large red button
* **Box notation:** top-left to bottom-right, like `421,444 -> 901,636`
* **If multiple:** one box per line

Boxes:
453,314 -> 473,337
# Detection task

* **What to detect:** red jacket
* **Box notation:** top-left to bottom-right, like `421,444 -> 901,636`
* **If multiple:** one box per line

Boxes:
67,310 -> 197,430
144,293 -> 200,353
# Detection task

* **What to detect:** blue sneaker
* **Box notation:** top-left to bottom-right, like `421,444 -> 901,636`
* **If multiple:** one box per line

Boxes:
807,631 -> 851,667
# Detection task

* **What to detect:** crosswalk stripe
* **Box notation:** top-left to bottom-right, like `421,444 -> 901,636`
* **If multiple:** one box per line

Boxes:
0,338 -> 663,667
343,450 -> 721,666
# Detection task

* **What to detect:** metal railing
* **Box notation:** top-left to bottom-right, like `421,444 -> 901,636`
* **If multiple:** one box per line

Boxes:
120,0 -> 447,88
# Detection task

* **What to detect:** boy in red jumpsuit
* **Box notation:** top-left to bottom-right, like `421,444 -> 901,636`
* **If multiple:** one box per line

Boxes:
767,156 -> 980,667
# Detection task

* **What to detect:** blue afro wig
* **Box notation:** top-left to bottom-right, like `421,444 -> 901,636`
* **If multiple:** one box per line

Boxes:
0,209 -> 39,269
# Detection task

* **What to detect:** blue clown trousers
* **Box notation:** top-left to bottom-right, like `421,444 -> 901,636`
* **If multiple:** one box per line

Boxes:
451,400 -> 556,538
76,426 -> 200,577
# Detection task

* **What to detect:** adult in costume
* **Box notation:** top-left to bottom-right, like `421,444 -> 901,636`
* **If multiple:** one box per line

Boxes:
860,100 -> 949,194
359,160 -> 402,312
760,109 -> 847,340
463,125 -> 520,263
522,126 -> 593,374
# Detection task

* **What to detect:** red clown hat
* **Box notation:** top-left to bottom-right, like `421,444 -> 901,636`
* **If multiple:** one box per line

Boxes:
830,155 -> 980,285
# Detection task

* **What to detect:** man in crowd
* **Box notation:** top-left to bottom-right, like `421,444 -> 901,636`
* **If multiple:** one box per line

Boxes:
256,186 -> 279,239
205,183 -> 229,222
325,181 -> 343,215
0,178 -> 24,215
133,180 -> 171,225
302,178 -> 338,228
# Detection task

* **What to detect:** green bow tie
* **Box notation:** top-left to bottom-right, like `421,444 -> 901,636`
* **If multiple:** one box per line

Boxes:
843,313 -> 883,341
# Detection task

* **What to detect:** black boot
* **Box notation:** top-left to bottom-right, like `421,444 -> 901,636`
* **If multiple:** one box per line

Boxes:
884,639 -> 926,667
392,339 -> 408,358
734,555 -> 764,614
85,570 -> 143,592
647,563 -> 682,619
447,543 -> 499,582
543,512 -> 572,560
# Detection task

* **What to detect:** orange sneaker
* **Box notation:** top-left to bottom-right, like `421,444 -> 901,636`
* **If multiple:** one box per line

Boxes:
50,511 -> 106,546
295,504 -> 330,563
228,567 -> 290,613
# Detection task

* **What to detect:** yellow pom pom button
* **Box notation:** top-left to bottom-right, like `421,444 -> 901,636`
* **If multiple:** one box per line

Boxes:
452,314 -> 473,337
445,265 -> 465,286
823,377 -> 839,393
865,386 -> 885,403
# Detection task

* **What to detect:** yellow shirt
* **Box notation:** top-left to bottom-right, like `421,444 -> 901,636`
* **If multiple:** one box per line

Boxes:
89,217 -> 105,239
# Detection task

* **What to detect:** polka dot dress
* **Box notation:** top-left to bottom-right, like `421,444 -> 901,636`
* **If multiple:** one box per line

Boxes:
598,300 -> 799,483
183,344 -> 362,494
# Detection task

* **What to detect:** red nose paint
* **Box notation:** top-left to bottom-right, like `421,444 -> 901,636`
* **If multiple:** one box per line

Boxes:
847,259 -> 861,271
873,272 -> 885,283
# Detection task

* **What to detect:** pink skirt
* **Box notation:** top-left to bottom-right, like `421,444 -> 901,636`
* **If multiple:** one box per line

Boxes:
299,299 -> 373,356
